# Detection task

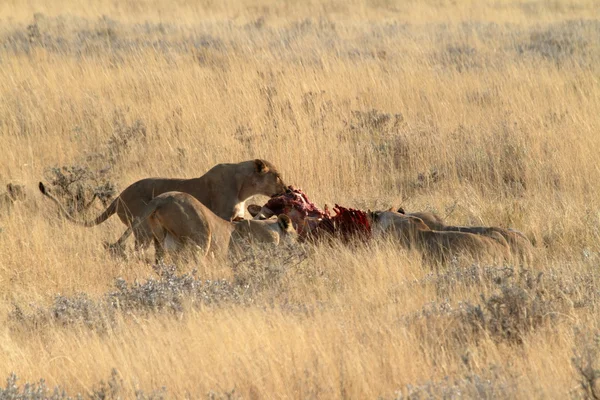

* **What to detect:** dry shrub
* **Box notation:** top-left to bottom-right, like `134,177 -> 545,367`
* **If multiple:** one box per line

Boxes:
341,109 -> 408,170
432,44 -> 481,72
102,110 -> 148,165
483,273 -> 550,344
408,268 -> 575,347
83,109 -> 149,173
572,330 -> 600,400
9,245 -> 312,335
9,265 -> 250,334
43,165 -> 115,215
231,241 -> 309,294
301,90 -> 334,134
0,369 -> 166,400
206,389 -> 241,400
41,109 -> 151,214
390,365 -> 519,400
420,265 -> 515,298
523,21 -> 598,66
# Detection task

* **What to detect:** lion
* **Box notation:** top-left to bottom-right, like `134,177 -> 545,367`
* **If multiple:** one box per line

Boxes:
39,159 -> 288,249
396,208 -> 533,264
1,183 -> 26,215
107,191 -> 297,263
369,211 -> 511,265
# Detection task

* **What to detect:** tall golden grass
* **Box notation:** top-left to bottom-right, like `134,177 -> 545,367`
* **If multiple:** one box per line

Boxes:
1,0 -> 600,397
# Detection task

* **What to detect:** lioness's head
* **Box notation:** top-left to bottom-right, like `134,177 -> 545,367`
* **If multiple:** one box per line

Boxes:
367,210 -> 387,237
276,214 -> 298,243
403,216 -> 430,233
369,211 -> 429,238
250,159 -> 287,197
276,214 -> 295,232
7,183 -> 26,202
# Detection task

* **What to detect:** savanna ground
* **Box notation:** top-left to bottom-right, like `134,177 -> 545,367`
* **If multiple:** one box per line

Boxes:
1,0 -> 600,398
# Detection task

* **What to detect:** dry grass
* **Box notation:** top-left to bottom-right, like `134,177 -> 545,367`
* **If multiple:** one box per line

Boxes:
1,0 -> 600,398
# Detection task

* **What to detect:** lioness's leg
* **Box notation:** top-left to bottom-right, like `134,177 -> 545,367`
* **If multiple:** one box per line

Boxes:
154,236 -> 166,263
115,207 -> 154,251
132,218 -> 154,251
146,216 -> 167,263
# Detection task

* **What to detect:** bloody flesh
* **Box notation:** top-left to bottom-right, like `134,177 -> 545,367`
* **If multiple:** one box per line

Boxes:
262,186 -> 371,242
263,186 -> 326,219
311,205 -> 371,242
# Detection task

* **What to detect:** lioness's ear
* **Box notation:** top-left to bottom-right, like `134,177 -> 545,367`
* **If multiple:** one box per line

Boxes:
247,204 -> 262,217
256,206 -> 275,220
6,183 -> 14,195
277,214 -> 293,232
254,159 -> 269,174
397,207 -> 405,214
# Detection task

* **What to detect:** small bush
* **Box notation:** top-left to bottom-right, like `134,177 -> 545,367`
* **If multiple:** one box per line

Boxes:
341,109 -> 409,171
389,365 -> 519,400
572,330 -> 600,400
407,268 -> 573,346
104,110 -> 147,164
230,241 -> 308,292
42,109 -> 149,216
0,369 -> 166,400
9,265 -> 251,334
43,165 -> 116,215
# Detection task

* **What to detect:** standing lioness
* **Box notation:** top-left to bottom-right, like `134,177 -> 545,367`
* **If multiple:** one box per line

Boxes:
109,191 -> 297,262
39,159 -> 287,248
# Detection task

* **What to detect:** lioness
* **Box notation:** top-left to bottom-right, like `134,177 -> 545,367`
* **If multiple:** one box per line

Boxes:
396,208 -> 533,264
1,183 -> 26,215
108,191 -> 297,262
39,159 -> 287,248
437,225 -> 533,264
370,211 -> 511,265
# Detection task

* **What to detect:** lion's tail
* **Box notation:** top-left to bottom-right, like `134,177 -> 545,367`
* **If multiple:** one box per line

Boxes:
39,181 -> 118,227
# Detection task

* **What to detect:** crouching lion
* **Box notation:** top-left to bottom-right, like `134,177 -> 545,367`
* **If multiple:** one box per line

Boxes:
39,159 -> 288,249
396,208 -> 533,264
370,211 -> 511,265
107,191 -> 297,263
